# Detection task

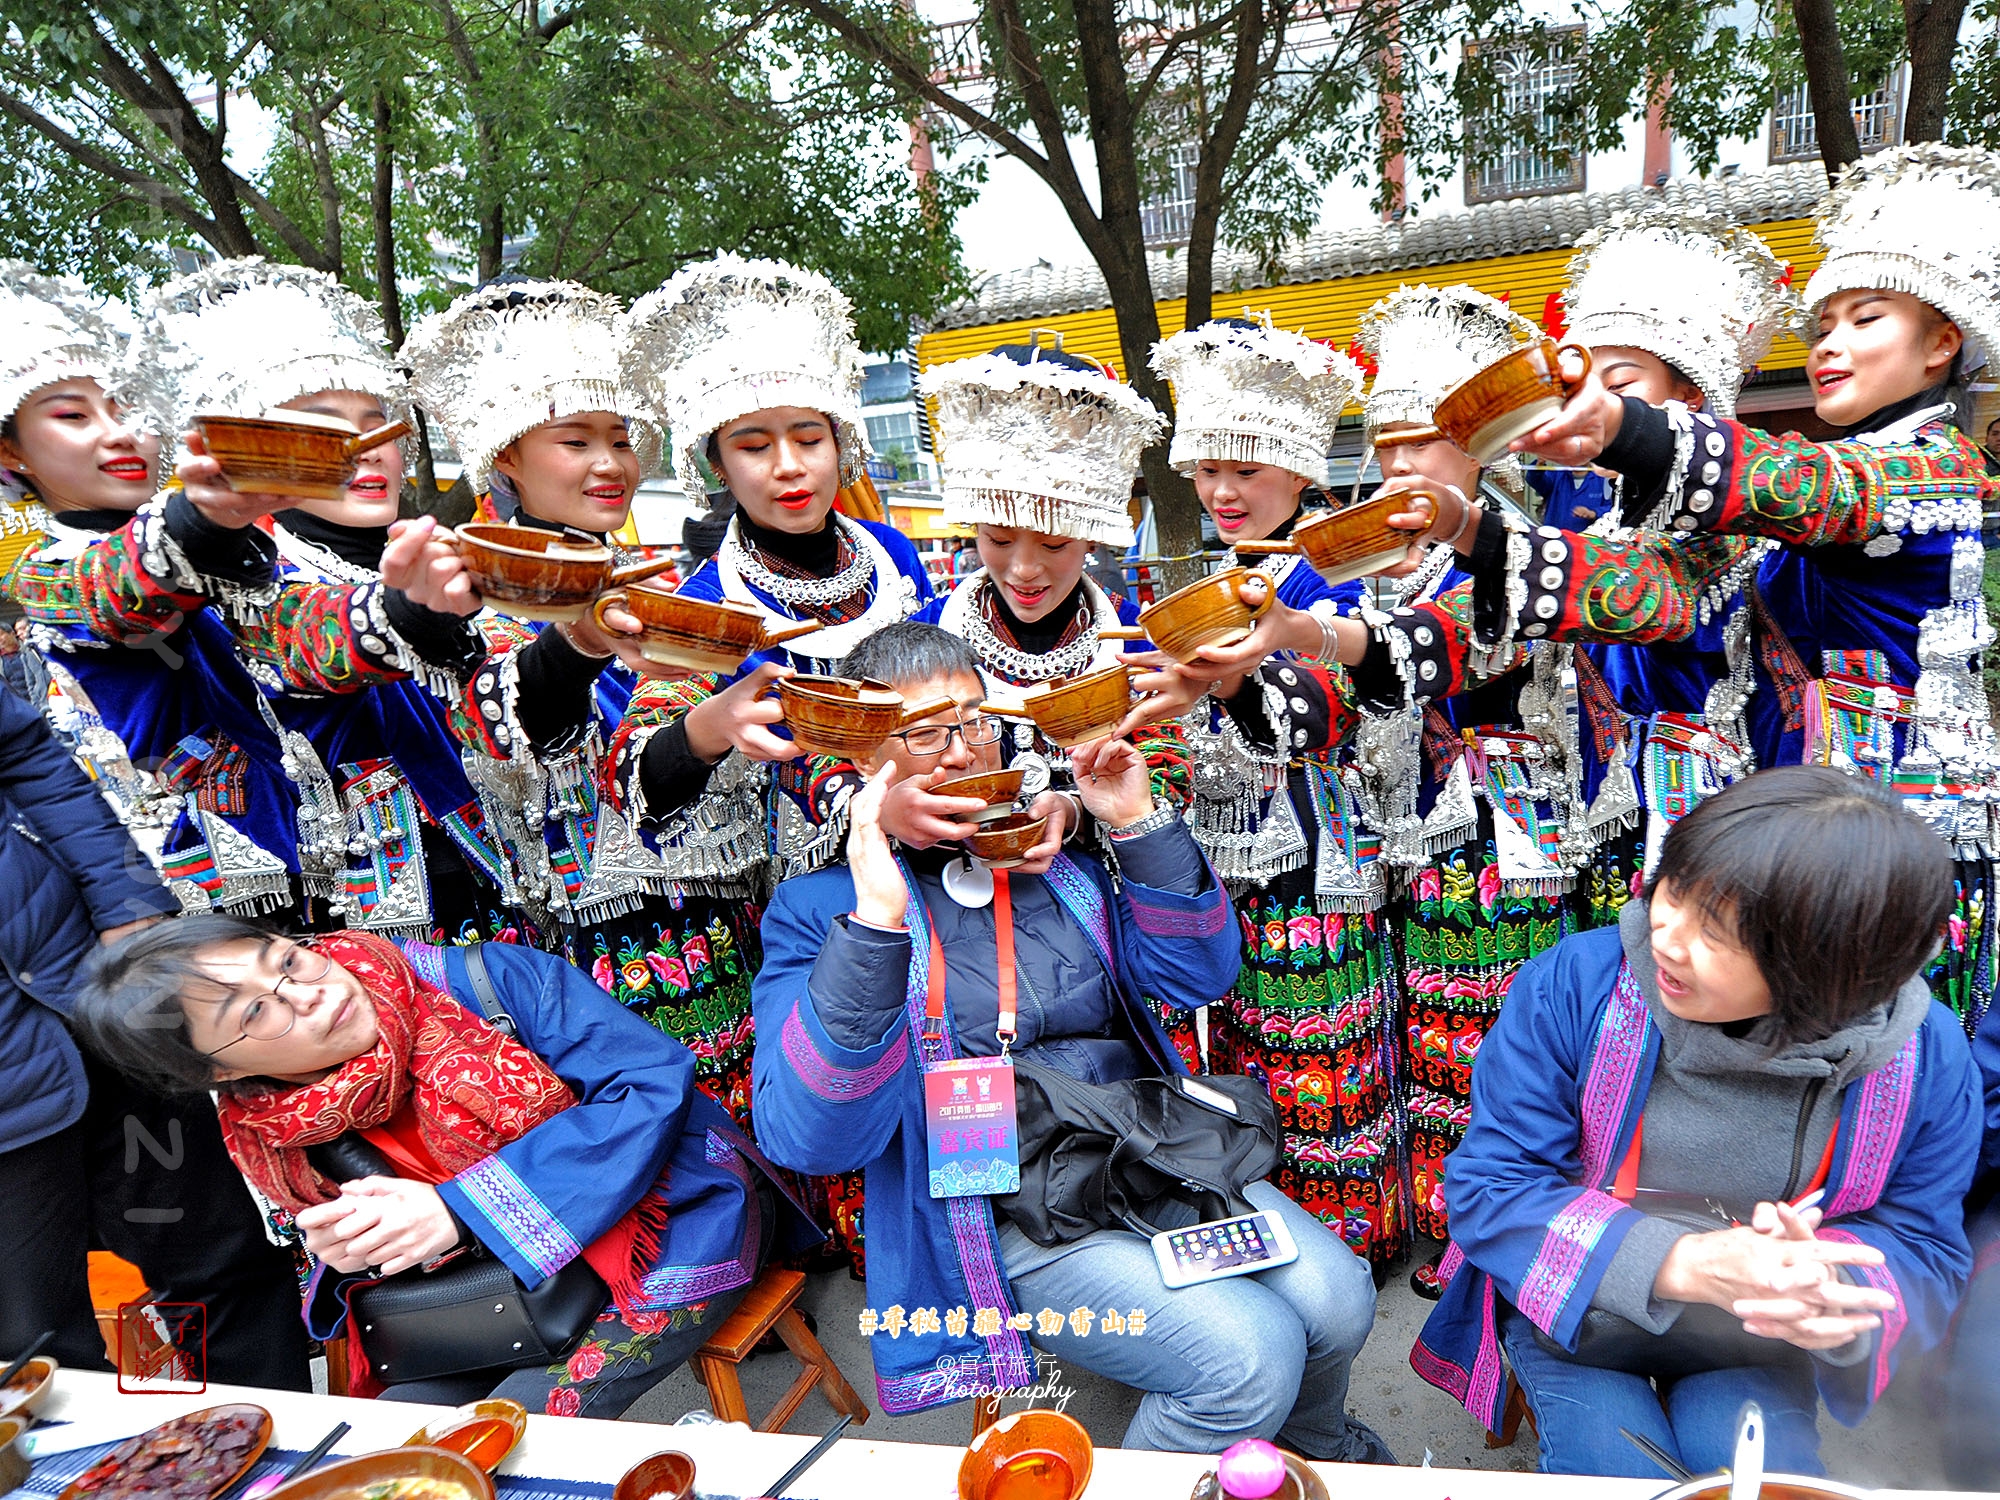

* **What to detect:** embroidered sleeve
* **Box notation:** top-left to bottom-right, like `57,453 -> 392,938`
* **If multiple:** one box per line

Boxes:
437,618 -> 558,760
1615,404 -> 1995,551
604,672 -> 722,818
9,509 -> 207,645
1358,581 -> 1535,710
228,580 -> 437,694
1483,521 -> 1766,651
1220,659 -> 1358,759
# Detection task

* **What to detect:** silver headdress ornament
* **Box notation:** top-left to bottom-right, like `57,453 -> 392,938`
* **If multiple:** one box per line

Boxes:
1564,208 -> 1799,419
115,258 -> 404,443
404,279 -> 661,494
0,260 -> 130,422
921,348 -> 1166,547
1152,315 -> 1363,482
1805,143 -> 2000,374
623,254 -> 867,506
1360,283 -> 1538,435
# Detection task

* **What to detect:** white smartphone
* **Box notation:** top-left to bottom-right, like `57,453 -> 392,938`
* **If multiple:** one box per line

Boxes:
1152,1209 -> 1300,1288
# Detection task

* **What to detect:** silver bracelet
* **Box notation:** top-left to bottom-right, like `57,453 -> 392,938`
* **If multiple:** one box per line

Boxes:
1106,798 -> 1180,841
1447,490 -> 1482,550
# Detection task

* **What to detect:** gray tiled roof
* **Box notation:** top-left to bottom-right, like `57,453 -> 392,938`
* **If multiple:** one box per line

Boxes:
929,162 -> 1830,331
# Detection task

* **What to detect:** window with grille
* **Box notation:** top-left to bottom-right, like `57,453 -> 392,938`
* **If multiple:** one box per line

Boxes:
1769,70 -> 1904,163
865,411 -> 920,452
1140,140 -> 1201,248
1463,29 -> 1587,204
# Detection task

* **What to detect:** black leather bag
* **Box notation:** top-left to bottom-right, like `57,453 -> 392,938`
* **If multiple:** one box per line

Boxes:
996,1060 -> 1281,1246
315,944 -> 608,1386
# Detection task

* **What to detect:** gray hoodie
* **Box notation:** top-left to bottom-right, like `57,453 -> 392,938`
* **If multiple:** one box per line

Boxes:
1585,900 -> 1930,1361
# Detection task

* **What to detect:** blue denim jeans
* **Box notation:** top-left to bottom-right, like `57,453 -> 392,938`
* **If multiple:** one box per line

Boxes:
1002,1180 -> 1381,1456
1498,1305 -> 1824,1477
1941,1235 -> 2000,1486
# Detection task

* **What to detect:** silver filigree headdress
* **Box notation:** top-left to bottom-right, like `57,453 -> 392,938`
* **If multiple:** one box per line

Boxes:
0,260 -> 130,421
1564,208 -> 1798,419
1805,143 -> 2000,373
404,279 -> 661,494
921,348 -> 1165,547
624,254 -> 867,506
1151,316 -> 1362,482
1359,283 -> 1538,436
115,258 -> 404,443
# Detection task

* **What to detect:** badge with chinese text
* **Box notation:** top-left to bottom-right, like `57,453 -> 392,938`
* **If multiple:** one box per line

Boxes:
924,1055 -> 1020,1198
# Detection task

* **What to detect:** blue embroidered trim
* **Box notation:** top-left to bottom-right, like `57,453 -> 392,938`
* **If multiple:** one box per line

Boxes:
394,937 -> 450,991
453,1154 -> 581,1279
637,1133 -> 759,1307
1126,895 -> 1228,938
781,999 -> 910,1100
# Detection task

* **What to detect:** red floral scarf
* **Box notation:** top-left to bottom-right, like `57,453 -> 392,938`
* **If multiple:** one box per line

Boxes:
215,933 -> 668,1321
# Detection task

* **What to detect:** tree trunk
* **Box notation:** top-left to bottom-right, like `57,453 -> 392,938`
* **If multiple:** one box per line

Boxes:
371,91 -> 442,510
1791,0 -> 1862,173
480,199 -> 505,282
1903,0 -> 1970,142
1183,0 -> 1273,332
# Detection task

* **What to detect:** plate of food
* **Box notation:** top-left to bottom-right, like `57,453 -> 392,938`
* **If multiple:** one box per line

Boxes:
260,1447 -> 494,1500
60,1404 -> 271,1500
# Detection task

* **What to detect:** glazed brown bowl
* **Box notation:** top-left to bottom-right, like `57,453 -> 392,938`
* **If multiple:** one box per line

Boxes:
194,412 -> 411,503
0,1416 -> 26,1497
967,810 -> 1050,869
932,768 -> 1027,824
450,522 -> 616,624
1433,336 -> 1593,464
775,675 -> 956,759
403,1399 -> 527,1473
0,1354 -> 55,1420
1649,1478 -> 1871,1500
1237,499 -> 1416,586
997,663 -> 1135,749
611,1450 -> 697,1500
1137,566 -> 1275,663
591,586 -> 824,672
957,1408 -> 1093,1500
262,1447 -> 494,1500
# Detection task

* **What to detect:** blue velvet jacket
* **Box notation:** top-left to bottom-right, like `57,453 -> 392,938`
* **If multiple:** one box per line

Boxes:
750,837 -> 1240,1413
1412,926 -> 1979,1431
306,938 -> 812,1341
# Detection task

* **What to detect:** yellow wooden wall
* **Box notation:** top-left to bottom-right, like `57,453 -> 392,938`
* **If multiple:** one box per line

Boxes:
917,216 -> 1824,387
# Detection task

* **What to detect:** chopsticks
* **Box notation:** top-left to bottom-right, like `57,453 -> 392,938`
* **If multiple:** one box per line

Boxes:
1619,1426 -> 1695,1482
0,1332 -> 53,1393
765,1414 -> 853,1499
237,1422 -> 350,1500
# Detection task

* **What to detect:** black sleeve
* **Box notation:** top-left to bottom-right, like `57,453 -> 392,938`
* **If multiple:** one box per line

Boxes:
162,491 -> 277,586
381,590 -> 488,681
1596,396 -> 1676,500
1464,507 -> 1515,647
512,628 -> 608,755
636,716 -> 721,818
1349,633 -> 1405,712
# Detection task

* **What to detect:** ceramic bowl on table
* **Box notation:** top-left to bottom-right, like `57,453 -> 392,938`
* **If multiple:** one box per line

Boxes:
1650,1477 -> 1871,1500
0,1415 -> 28,1496
402,1399 -> 526,1473
262,1447 -> 495,1500
611,1450 -> 697,1500
192,413 -> 412,503
589,586 -> 824,672
0,1354 -> 56,1421
1432,336 -> 1594,463
957,1408 -> 1093,1500
966,810 -> 1050,870
993,663 -> 1136,750
1136,566 -> 1274,663
931,768 -> 1028,825
775,675 -> 956,759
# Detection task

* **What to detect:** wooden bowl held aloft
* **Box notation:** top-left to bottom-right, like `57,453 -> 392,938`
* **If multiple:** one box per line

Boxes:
263,1448 -> 494,1500
775,675 -> 957,759
1236,497 -> 1416,587
1433,336 -> 1593,464
450,522 -> 614,624
590,586 -> 823,672
1137,566 -> 1275,663
967,810 -> 1050,869
193,413 -> 412,503
932,768 -> 1028,824
958,1408 -> 1094,1500
997,663 -> 1135,750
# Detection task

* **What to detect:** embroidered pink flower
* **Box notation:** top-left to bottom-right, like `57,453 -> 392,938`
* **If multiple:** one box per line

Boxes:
545,1385 -> 582,1417
566,1342 -> 607,1382
1412,867 -> 1442,903
683,935 -> 712,974
590,955 -> 616,991
1476,864 -> 1503,911
1949,914 -> 1968,952
1286,913 -> 1322,951
625,1308 -> 675,1335
648,954 -> 692,991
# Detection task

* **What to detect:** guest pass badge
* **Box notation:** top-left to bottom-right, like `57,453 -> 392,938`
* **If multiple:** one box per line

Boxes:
922,869 -> 1023,1198
925,1056 -> 1020,1198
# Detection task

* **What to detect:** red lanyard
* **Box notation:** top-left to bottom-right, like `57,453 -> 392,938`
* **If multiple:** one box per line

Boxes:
924,870 -> 1019,1056
1611,1114 -> 1839,1206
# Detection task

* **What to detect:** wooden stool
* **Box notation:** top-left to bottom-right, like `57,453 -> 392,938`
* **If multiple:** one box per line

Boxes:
1486,1374 -> 1537,1448
691,1269 -> 869,1433
971,1394 -> 1003,1436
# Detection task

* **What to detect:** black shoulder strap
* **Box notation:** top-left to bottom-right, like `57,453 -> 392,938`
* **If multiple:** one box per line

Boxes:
462,941 -> 518,1038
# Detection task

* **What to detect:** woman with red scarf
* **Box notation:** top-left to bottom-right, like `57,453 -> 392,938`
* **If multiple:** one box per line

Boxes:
75,917 -> 809,1415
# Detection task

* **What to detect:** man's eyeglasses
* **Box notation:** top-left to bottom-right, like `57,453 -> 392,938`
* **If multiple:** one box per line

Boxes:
199,945 -> 335,1057
888,714 -> 1006,757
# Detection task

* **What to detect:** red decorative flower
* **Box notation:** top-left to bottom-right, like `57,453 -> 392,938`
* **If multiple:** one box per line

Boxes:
1494,289 -> 1512,305
625,1308 -> 675,1335
1344,338 -> 1378,379
545,1385 -> 582,1417
1541,292 -> 1567,339
566,1342 -> 608,1382
1777,262 -> 1795,289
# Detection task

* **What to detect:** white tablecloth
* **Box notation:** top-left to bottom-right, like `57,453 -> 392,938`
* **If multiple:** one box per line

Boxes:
24,1372 -> 1982,1500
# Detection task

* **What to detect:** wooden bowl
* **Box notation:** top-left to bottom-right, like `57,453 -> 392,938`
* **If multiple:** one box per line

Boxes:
1290,498 -> 1416,585
193,413 -> 411,503
932,768 -> 1027,824
1137,566 -> 1275,663
0,1354 -> 56,1420
590,586 -> 823,672
451,522 -> 615,624
958,1408 -> 1093,1500
967,810 -> 1049,869
611,1450 -> 697,1500
403,1400 -> 527,1473
776,675 -> 955,758
1433,337 -> 1593,464
262,1447 -> 494,1500
1001,664 -> 1134,749
1649,1479 -> 1871,1500
0,1415 -> 27,1496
